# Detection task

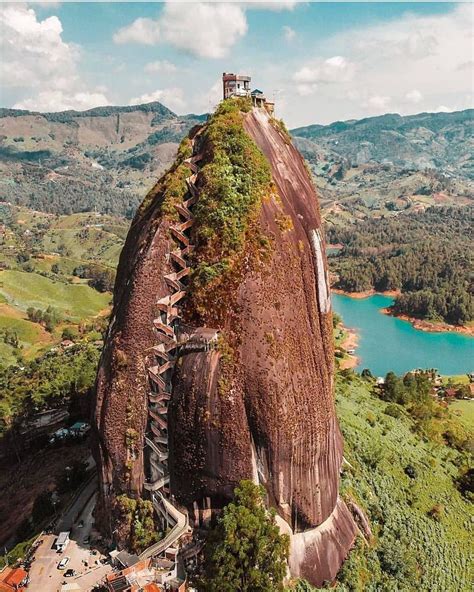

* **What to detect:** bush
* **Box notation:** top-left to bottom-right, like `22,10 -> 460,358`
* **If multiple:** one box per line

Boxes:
456,468 -> 474,501
32,491 -> 55,523
199,480 -> 289,592
61,327 -> 78,341
384,403 -> 403,418
115,495 -> 158,552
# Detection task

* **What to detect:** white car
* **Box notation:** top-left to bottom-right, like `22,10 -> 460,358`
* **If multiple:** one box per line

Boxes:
58,557 -> 70,570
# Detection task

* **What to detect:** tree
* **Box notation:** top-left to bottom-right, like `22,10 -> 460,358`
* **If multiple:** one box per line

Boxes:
361,368 -> 373,380
32,490 -> 55,523
199,481 -> 289,592
61,327 -> 78,341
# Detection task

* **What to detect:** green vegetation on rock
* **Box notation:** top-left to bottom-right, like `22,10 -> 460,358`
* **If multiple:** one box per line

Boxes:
198,480 -> 289,592
188,98 -> 273,319
115,495 -> 159,553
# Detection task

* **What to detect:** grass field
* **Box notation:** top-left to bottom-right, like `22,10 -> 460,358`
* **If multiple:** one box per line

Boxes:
41,226 -> 123,266
449,400 -> 474,432
0,308 -> 54,362
0,342 -> 17,368
0,270 -> 111,321
335,374 -> 473,591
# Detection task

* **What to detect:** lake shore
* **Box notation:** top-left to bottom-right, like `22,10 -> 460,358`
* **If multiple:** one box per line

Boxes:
339,326 -> 360,370
332,293 -> 474,375
332,289 -> 473,337
332,288 -> 400,300
381,308 -> 474,337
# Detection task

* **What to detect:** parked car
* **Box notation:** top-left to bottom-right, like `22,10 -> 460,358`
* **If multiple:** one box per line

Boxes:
58,557 -> 70,570
83,536 -> 90,544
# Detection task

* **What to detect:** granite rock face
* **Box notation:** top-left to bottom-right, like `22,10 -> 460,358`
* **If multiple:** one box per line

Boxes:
93,105 -> 357,584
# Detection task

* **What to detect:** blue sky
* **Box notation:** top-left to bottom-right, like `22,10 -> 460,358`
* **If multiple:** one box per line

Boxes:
1,2 -> 472,126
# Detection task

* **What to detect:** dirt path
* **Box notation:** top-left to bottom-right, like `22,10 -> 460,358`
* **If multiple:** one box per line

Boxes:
332,288 -> 400,300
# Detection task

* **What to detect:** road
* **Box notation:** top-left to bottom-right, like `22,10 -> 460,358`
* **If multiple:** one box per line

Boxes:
56,474 -> 98,532
28,475 -> 112,591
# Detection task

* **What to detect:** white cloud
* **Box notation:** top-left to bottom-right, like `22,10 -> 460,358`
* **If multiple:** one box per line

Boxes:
113,1 -> 296,58
31,2 -> 62,7
285,4 -> 474,125
246,1 -> 298,11
367,95 -> 391,112
193,79 -> 223,114
16,90 -> 109,112
162,3 -> 248,58
282,25 -> 296,42
113,17 -> 161,46
1,4 -> 109,112
1,5 -> 78,88
405,89 -> 423,104
293,56 -> 356,95
129,87 -> 185,113
434,105 -> 454,113
144,60 -> 177,74
114,3 -> 247,59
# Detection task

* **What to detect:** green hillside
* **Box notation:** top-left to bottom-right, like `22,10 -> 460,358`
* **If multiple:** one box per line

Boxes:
334,372 -> 473,591
0,270 -> 110,320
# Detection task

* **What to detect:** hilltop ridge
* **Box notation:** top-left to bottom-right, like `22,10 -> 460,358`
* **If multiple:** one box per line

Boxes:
0,102 -> 471,221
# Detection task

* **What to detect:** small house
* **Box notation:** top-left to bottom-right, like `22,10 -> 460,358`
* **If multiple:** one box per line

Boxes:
109,550 -> 140,570
0,567 -> 28,592
55,531 -> 70,552
222,73 -> 275,115
222,73 -> 251,99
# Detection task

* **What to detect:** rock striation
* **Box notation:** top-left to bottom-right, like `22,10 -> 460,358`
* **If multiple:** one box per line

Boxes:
92,99 -> 358,585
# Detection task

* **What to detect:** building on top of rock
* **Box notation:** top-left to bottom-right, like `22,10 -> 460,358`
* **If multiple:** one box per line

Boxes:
222,72 -> 275,115
222,72 -> 251,99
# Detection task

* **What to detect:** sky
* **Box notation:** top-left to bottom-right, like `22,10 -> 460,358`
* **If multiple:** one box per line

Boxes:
0,1 -> 473,127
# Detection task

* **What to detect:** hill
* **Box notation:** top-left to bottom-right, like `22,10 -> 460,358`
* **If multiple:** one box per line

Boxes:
0,204 -> 120,367
292,109 -> 473,177
291,109 -> 474,227
334,371 -> 473,591
0,101 -> 205,217
1,103 -> 472,224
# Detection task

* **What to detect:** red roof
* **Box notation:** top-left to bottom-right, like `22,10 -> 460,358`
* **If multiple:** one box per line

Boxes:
0,567 -> 28,591
143,585 -> 163,592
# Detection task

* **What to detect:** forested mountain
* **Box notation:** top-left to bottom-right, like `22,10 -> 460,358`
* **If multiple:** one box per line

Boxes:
329,206 -> 474,324
292,109 -> 474,177
0,104 -> 472,221
0,102 -> 205,217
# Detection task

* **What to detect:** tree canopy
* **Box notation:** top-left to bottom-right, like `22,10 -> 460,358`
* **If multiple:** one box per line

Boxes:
199,480 -> 290,592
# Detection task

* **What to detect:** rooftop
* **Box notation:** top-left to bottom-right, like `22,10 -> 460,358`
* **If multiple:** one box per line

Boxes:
0,567 -> 28,591
115,550 -> 140,568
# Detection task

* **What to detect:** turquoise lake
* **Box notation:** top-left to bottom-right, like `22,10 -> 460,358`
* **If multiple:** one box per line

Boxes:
332,293 -> 474,376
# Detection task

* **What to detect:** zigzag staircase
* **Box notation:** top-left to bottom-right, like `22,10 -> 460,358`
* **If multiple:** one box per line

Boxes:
140,137 -> 204,559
